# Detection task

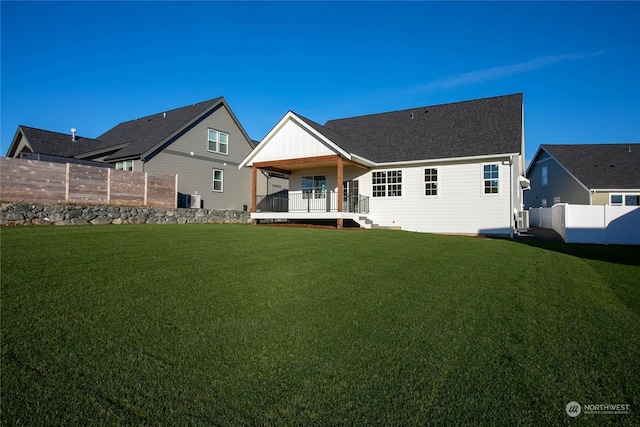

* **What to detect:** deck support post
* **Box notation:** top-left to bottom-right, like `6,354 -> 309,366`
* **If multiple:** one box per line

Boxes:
251,166 -> 257,225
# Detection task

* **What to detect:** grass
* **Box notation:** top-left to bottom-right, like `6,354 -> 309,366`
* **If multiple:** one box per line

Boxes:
1,224 -> 639,426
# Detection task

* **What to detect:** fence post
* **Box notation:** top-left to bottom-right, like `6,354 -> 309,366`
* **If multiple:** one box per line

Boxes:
107,168 -> 111,204
144,173 -> 148,206
65,163 -> 70,203
538,207 -> 542,227
174,174 -> 179,208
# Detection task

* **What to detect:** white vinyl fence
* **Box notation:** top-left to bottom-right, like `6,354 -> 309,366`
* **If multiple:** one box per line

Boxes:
529,204 -> 640,245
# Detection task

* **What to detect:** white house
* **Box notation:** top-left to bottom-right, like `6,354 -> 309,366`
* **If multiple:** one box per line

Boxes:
239,93 -> 529,236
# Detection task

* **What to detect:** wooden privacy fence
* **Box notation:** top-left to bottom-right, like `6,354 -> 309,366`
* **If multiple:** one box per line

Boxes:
0,157 -> 177,208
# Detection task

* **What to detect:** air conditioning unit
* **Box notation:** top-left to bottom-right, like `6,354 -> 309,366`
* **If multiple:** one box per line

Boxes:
516,210 -> 529,232
188,194 -> 201,209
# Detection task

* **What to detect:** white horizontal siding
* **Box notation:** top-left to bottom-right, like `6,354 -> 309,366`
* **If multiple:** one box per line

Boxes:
252,119 -> 336,163
363,161 -> 513,234
282,160 -> 514,234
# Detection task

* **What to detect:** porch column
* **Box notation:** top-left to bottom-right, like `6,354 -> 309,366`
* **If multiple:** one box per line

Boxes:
337,157 -> 343,229
251,166 -> 257,225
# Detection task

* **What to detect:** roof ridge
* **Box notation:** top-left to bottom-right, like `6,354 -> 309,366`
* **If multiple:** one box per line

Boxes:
326,92 -> 523,123
118,97 -> 223,124
19,125 -> 100,141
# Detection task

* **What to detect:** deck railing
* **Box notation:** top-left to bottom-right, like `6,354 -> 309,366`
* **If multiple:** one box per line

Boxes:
256,191 -> 369,214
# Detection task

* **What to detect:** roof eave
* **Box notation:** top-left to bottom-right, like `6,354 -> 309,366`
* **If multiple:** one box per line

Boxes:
589,188 -> 640,192
372,152 -> 521,168
139,98 -> 224,161
74,142 -> 130,160
6,126 -> 31,157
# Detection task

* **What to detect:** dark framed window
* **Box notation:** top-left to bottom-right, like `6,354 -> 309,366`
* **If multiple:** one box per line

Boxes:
301,175 -> 326,199
372,170 -> 402,197
425,168 -> 438,196
483,164 -> 499,194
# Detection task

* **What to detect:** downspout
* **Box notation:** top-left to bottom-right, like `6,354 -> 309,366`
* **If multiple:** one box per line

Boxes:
509,155 -> 514,239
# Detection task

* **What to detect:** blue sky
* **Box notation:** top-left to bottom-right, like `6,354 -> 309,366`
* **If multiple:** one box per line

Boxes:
2,1 -> 639,166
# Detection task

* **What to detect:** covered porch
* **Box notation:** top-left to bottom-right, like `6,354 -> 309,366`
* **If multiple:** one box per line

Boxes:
250,154 -> 370,229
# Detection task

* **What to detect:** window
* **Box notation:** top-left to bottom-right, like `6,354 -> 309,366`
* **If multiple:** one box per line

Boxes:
208,129 -> 229,154
302,175 -> 326,199
372,171 -> 386,197
372,170 -> 402,197
483,164 -> 499,194
541,166 -> 548,185
425,168 -> 438,196
212,169 -> 223,192
611,194 -> 640,206
116,160 -> 133,171
626,195 -> 640,206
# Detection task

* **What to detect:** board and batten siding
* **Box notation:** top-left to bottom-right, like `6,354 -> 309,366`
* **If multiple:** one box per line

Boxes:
252,119 -> 336,163
144,104 -> 255,210
362,160 -> 513,235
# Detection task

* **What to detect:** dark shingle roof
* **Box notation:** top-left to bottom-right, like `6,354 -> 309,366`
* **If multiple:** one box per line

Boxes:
294,114 -> 360,156
19,126 -> 107,157
98,97 -> 223,160
542,144 -> 640,189
320,93 -> 523,162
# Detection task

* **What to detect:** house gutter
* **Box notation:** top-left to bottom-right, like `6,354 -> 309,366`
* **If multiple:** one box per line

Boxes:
370,152 -> 521,168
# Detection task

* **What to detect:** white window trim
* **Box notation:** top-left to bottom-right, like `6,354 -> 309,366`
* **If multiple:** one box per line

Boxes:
207,129 -> 229,155
482,163 -> 500,196
610,193 -> 640,206
372,169 -> 403,198
212,169 -> 224,192
423,167 -> 439,198
116,160 -> 134,171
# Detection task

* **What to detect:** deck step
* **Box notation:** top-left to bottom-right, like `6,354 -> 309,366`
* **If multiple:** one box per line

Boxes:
378,225 -> 402,231
356,216 -> 379,229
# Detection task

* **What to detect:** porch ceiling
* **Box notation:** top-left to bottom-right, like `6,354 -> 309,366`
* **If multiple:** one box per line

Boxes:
254,155 -> 368,174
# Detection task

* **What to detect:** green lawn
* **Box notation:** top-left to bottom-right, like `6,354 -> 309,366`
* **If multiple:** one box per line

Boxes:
1,224 -> 639,426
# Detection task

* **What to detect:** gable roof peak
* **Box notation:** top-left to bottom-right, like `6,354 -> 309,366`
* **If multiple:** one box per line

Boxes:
537,143 -> 640,189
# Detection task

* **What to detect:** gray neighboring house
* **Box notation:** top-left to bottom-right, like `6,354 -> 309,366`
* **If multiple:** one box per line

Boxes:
525,143 -> 640,208
7,97 -> 285,210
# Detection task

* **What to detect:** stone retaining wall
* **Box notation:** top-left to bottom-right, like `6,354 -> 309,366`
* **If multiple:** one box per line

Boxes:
0,202 -> 250,226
